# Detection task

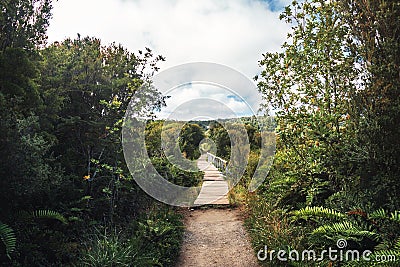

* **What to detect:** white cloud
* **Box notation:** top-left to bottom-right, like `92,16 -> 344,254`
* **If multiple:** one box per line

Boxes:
47,0 -> 291,120
157,83 -> 254,120
48,0 -> 289,75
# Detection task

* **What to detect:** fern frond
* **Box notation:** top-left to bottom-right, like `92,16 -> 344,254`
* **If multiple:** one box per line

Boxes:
305,193 -> 314,207
305,181 -> 330,206
0,222 -> 16,258
291,206 -> 346,221
375,242 -> 390,251
312,221 -> 379,241
32,210 -> 68,224
395,238 -> 400,251
390,211 -> 400,223
368,209 -> 387,220
368,209 -> 400,223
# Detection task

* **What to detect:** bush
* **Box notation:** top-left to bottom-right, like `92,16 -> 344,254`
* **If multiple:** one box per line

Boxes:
151,157 -> 203,187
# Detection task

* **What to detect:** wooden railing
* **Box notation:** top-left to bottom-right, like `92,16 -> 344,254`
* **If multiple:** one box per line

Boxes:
206,152 -> 227,172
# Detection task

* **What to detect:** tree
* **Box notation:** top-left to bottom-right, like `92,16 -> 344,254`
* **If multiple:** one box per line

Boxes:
0,0 -> 53,51
340,0 -> 400,208
145,120 -> 164,158
208,121 -> 231,158
249,1 -> 400,265
179,123 -> 205,160
0,1 -> 191,265
0,0 -> 59,214
38,36 -> 166,223
257,0 -> 359,206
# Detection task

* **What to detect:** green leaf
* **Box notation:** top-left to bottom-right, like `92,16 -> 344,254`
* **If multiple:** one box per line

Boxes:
0,222 -> 16,258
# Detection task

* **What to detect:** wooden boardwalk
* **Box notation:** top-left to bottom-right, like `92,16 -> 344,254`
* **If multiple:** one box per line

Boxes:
194,154 -> 229,205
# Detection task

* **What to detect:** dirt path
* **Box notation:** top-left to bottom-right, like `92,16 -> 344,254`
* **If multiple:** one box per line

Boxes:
176,208 -> 260,267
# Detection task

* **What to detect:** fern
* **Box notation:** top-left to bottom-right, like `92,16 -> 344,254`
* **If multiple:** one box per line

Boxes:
305,180 -> 330,206
390,211 -> 400,223
368,209 -> 387,220
395,238 -> 400,251
312,221 -> 379,241
291,206 -> 346,221
32,210 -> 68,225
368,209 -> 400,223
291,206 -> 400,266
0,222 -> 16,258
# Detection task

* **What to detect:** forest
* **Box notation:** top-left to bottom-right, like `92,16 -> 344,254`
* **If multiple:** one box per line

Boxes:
0,0 -> 399,266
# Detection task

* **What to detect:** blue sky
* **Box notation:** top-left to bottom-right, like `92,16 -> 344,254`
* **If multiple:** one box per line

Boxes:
261,0 -> 292,11
47,0 -> 292,120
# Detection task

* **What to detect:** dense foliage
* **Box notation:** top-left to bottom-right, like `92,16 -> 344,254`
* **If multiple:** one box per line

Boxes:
246,0 -> 400,266
1,0 -> 399,266
0,1 -> 195,265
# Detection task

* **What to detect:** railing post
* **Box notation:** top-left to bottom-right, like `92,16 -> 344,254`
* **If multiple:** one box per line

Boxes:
206,152 -> 228,173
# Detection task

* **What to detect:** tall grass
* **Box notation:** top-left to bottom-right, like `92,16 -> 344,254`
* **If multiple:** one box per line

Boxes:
245,195 -> 307,266
79,208 -> 184,267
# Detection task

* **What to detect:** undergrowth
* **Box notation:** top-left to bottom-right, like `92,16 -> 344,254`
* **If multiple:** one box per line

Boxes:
80,207 -> 184,267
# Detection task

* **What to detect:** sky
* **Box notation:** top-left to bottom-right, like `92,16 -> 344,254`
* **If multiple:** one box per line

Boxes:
47,0 -> 292,120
